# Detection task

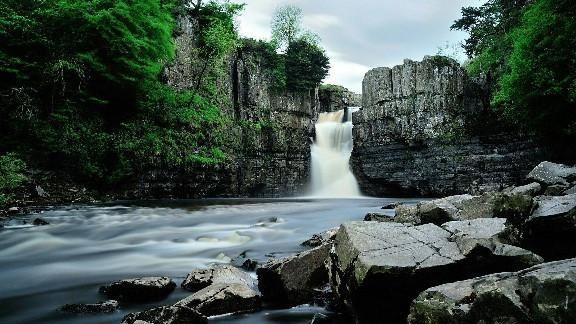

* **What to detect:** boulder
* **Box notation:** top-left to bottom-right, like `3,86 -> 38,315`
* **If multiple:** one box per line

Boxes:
257,243 -> 331,305
544,184 -> 569,196
175,283 -> 260,316
381,202 -> 402,209
394,193 -> 533,226
408,258 -> 576,324
363,212 -> 394,222
32,218 -> 49,226
60,300 -> 118,313
565,185 -> 576,195
527,161 -> 576,186
100,277 -> 176,302
302,227 -> 338,247
231,251 -> 259,271
329,221 -> 542,323
522,194 -> 576,259
504,182 -> 542,196
181,265 -> 255,292
121,305 -> 206,324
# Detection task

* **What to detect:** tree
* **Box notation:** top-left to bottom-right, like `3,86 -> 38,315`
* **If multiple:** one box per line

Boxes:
271,5 -> 303,50
285,40 -> 330,92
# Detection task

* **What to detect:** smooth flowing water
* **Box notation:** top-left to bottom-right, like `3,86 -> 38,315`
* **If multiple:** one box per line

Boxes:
310,108 -> 361,198
0,198 -> 422,324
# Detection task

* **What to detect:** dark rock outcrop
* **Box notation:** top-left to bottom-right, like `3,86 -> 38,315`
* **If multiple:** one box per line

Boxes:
329,221 -> 542,323
121,305 -> 207,324
60,300 -> 118,313
181,265 -> 255,292
32,217 -> 49,226
175,283 -> 260,316
257,243 -> 331,305
408,258 -> 576,324
522,194 -> 576,259
352,56 -> 546,197
100,277 -> 176,303
319,84 -> 361,113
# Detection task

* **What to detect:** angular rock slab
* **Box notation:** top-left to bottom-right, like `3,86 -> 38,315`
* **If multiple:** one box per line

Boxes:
523,194 -> 576,259
257,243 -> 331,305
395,193 -> 533,226
176,283 -> 260,316
121,305 -> 206,324
329,221 -> 542,323
527,161 -> 576,186
100,277 -> 176,302
181,265 -> 255,292
408,258 -> 576,324
301,227 -> 338,247
60,300 -> 118,313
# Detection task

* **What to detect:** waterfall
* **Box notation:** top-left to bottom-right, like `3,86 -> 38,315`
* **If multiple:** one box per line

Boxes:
310,107 -> 361,197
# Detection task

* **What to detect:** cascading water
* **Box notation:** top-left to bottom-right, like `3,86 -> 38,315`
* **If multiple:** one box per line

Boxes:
310,107 -> 361,197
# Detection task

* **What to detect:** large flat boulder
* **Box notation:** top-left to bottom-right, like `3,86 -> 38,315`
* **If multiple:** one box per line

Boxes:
522,194 -> 576,259
181,265 -> 255,292
527,161 -> 576,186
121,305 -> 206,324
100,277 -> 176,302
257,243 -> 331,305
60,300 -> 118,313
394,193 -> 533,226
175,283 -> 260,316
408,258 -> 576,324
504,182 -> 542,197
329,221 -> 542,323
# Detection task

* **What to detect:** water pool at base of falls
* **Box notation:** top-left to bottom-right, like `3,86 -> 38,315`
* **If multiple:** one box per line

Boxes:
0,198 -> 422,324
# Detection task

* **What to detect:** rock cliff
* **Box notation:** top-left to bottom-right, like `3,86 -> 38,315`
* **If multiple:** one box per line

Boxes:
352,56 -> 546,197
132,16 -> 319,198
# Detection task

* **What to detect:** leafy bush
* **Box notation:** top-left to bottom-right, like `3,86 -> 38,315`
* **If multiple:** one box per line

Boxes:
0,153 -> 27,206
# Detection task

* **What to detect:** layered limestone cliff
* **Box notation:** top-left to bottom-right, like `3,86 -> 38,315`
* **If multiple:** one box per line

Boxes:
132,15 -> 319,198
352,56 -> 545,196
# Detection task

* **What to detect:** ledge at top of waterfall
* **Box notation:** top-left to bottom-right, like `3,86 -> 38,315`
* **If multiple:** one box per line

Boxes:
309,108 -> 362,198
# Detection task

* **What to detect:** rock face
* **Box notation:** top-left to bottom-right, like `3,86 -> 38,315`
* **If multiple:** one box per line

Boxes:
99,277 -> 176,302
121,305 -> 207,324
301,227 -> 338,247
329,221 -> 542,323
181,265 -> 256,292
408,258 -> 576,324
257,243 -> 331,305
175,283 -> 260,316
352,56 -> 545,197
319,84 -> 361,113
131,21 -> 321,198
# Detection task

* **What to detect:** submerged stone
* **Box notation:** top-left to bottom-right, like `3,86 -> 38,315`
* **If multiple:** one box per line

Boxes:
100,277 -> 176,302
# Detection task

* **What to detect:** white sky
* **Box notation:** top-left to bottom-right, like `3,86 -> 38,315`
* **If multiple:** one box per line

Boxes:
236,0 -> 484,93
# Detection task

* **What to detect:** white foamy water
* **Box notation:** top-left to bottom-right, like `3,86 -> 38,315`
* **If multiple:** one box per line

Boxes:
310,108 -> 361,198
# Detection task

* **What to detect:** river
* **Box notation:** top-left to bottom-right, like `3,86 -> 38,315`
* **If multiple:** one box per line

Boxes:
0,198 -> 422,324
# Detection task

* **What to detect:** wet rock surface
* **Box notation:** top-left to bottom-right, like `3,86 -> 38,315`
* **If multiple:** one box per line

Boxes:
181,265 -> 255,292
301,227 -> 338,247
257,243 -> 331,305
329,221 -> 542,323
100,277 -> 176,302
121,305 -> 206,324
408,258 -> 576,324
522,194 -> 576,259
175,282 -> 260,316
527,161 -> 576,186
60,300 -> 118,313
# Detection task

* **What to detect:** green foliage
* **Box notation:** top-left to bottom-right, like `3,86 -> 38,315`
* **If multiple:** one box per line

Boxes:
0,153 -> 27,206
285,40 -> 330,92
271,4 -> 320,52
0,0 -> 236,187
493,0 -> 576,137
454,0 -> 576,140
241,38 -> 286,91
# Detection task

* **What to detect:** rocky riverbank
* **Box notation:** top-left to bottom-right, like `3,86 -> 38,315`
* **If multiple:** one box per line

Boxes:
45,160 -> 572,324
